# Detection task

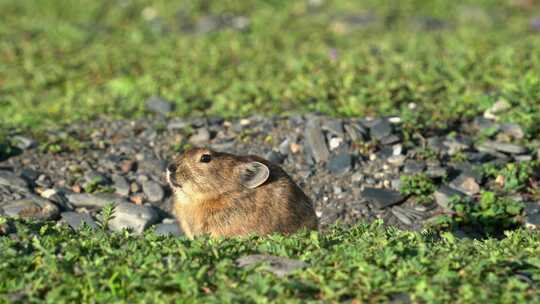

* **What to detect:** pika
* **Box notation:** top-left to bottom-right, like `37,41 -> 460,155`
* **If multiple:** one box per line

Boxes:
166,147 -> 318,239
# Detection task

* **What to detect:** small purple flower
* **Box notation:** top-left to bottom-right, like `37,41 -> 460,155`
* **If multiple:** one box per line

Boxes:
329,48 -> 338,61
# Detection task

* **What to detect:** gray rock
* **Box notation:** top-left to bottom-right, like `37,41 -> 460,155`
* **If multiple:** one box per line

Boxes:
369,119 -> 392,141
327,153 -> 352,174
13,136 -> 37,150
2,196 -> 59,220
278,138 -> 291,155
154,223 -> 183,236
66,193 -> 129,209
380,135 -> 401,145
434,185 -> 466,210
146,96 -> 174,115
189,128 -> 211,145
108,203 -> 159,234
305,118 -> 330,163
425,166 -> 447,178
344,122 -> 368,142
167,118 -> 190,130
478,141 -> 527,155
61,212 -> 98,230
443,137 -> 471,155
524,202 -> 540,215
500,123 -> 524,139
449,174 -> 480,196
321,120 -> 344,137
361,188 -> 404,209
525,213 -> 540,229
111,174 -> 130,197
0,170 -> 29,192
403,160 -> 426,174
83,171 -> 109,190
265,150 -> 285,164
236,254 -> 307,277
142,180 -> 165,202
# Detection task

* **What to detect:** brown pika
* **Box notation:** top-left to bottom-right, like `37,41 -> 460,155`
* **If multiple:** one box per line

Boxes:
166,147 -> 318,239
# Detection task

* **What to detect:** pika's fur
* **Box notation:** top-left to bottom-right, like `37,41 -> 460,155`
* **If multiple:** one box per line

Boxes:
167,147 -> 318,238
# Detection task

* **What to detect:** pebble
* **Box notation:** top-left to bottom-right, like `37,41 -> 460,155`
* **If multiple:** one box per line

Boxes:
369,119 -> 393,141
0,170 -> 29,192
154,223 -> 183,236
434,185 -> 466,210
360,187 -> 404,209
66,193 -> 129,209
484,99 -> 511,120
108,203 -> 159,234
142,180 -> 165,202
525,213 -> 540,229
265,150 -> 285,164
322,120 -> 344,137
450,174 -> 480,196
2,195 -> 59,220
479,141 -> 527,155
500,123 -> 524,139
111,174 -> 130,196
305,118 -> 330,163
235,254 -> 307,277
146,96 -> 174,115
61,212 -> 98,230
13,136 -> 37,150
326,153 -> 352,174
189,128 -> 211,145
403,160 -> 426,174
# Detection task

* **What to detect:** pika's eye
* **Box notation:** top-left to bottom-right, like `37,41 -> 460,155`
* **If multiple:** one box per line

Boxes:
200,154 -> 211,163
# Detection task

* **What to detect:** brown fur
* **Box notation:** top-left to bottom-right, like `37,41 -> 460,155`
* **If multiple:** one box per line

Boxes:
167,147 -> 318,238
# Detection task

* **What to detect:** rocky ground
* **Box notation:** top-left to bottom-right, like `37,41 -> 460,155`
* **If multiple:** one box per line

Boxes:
1,99 -> 540,237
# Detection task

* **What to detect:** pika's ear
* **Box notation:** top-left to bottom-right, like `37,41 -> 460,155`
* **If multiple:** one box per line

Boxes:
239,162 -> 270,189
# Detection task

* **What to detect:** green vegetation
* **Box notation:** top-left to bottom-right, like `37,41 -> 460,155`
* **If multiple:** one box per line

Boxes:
400,173 -> 437,204
1,219 -> 539,303
484,161 -> 540,192
1,0 -> 540,136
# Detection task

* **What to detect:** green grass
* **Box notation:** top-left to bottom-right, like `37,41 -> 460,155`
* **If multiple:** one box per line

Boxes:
1,0 -> 540,137
1,220 -> 539,303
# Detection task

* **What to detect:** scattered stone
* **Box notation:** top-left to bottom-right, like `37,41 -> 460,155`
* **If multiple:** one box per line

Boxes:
189,128 -> 212,145
0,170 -> 29,192
236,254 -> 307,277
425,166 -> 447,179
13,136 -> 37,150
142,180 -> 165,202
434,185 -> 466,210
108,203 -> 159,234
369,119 -> 393,141
2,196 -> 59,220
379,134 -> 401,145
387,155 -> 406,167
328,137 -> 343,150
403,160 -> 426,174
344,122 -> 368,142
478,141 -> 527,155
525,213 -> 540,229
111,174 -> 130,196
450,174 -> 480,196
146,96 -> 174,115
121,160 -> 137,173
265,150 -> 285,164
66,193 -> 129,209
361,188 -> 404,209
500,123 -> 524,139
326,153 -> 352,175
484,99 -> 511,120
154,223 -> 183,236
61,212 -> 98,230
322,120 -> 344,137
305,118 -> 330,163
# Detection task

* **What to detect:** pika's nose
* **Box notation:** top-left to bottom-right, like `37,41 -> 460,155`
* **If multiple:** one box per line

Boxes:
167,163 -> 178,173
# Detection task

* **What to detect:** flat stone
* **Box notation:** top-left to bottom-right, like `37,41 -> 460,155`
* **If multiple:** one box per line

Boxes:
321,119 -> 344,137
304,118 -> 330,163
443,138 -> 471,155
425,166 -> 447,179
111,174 -> 130,197
525,213 -> 540,229
344,122 -> 368,142
479,141 -> 527,155
380,134 -> 401,145
361,187 -> 404,209
0,170 -> 29,192
13,136 -> 37,150
500,123 -> 524,139
403,160 -> 426,174
524,202 -> 540,215
434,185 -> 466,210
369,119 -> 393,141
66,193 -> 129,209
142,180 -> 165,202
61,212 -> 98,230
146,96 -> 174,115
154,223 -> 183,236
2,196 -> 59,220
265,150 -> 285,164
108,203 -> 159,234
326,153 -> 352,174
450,174 -> 480,196
236,254 -> 307,277
387,155 -> 406,167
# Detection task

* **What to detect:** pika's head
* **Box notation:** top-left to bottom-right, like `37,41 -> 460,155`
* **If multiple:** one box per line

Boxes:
167,148 -> 270,202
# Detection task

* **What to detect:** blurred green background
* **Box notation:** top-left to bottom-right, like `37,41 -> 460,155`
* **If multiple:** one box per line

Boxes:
1,0 -> 540,136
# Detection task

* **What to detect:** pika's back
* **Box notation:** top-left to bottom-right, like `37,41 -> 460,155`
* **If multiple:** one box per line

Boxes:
167,148 -> 318,238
